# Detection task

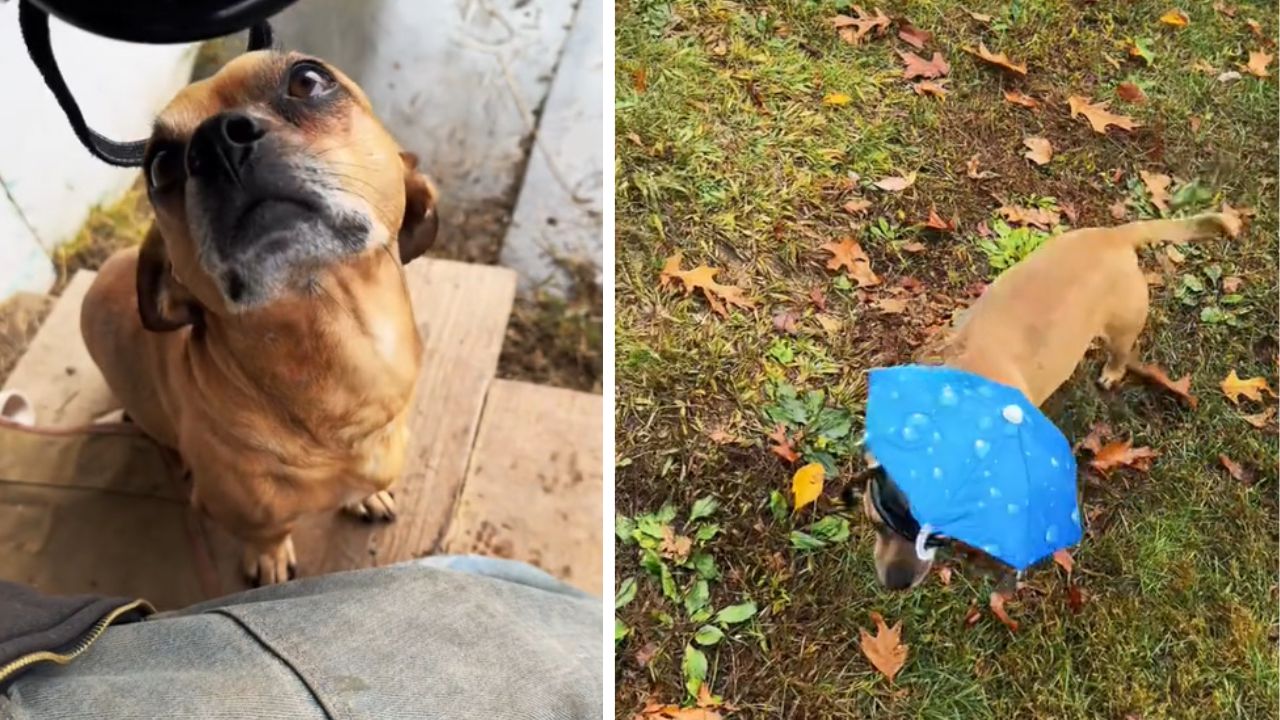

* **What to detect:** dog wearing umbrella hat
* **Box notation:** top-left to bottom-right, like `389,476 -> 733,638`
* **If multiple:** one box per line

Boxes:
854,212 -> 1239,590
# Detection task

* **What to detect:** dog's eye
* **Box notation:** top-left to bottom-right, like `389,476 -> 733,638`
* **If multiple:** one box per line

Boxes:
287,62 -> 336,99
148,149 -> 183,190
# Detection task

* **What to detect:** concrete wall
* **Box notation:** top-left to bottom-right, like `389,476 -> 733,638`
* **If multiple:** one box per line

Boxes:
0,6 -> 195,300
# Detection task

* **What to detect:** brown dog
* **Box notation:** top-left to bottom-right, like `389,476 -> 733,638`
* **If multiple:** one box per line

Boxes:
862,212 -> 1239,590
80,51 -> 439,585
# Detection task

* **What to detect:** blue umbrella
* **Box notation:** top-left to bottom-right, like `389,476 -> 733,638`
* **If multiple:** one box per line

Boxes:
863,365 -> 1082,571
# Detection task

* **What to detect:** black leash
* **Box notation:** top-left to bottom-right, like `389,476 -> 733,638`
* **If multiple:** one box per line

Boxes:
16,0 -> 275,168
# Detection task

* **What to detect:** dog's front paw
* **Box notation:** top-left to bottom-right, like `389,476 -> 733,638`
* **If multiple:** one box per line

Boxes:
343,490 -> 397,523
243,536 -> 297,586
1097,366 -> 1126,390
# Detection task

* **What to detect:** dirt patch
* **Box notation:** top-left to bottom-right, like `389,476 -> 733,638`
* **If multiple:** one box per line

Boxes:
498,259 -> 603,393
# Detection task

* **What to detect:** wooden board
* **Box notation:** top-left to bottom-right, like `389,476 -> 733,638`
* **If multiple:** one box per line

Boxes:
2,271 -> 117,427
441,380 -> 602,594
288,259 -> 517,576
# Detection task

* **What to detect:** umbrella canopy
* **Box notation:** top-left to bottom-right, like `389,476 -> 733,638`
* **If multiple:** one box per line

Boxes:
864,365 -> 1082,570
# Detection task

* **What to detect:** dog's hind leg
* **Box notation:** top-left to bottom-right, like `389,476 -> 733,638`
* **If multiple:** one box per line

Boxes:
1098,277 -> 1149,389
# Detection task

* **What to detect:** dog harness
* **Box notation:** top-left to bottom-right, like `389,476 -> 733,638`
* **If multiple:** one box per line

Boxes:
863,365 -> 1082,571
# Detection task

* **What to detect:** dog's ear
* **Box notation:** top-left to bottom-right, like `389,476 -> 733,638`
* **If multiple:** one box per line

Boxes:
397,151 -> 439,265
136,225 -> 202,332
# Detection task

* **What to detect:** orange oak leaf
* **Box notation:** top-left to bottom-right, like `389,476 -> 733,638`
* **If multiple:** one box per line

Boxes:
660,526 -> 693,562
897,21 -> 932,49
966,10 -> 993,23
768,424 -> 800,464
997,204 -> 1060,229
659,252 -> 755,317
1003,89 -> 1040,109
1218,454 -> 1255,485
859,611 -> 908,682
1077,422 -> 1113,454
842,197 -> 873,214
1116,82 -> 1148,104
1246,50 -> 1273,77
899,50 -> 950,79
1220,370 -> 1275,404
1241,406 -> 1275,429
989,592 -> 1019,631
1052,549 -> 1075,574
821,238 -> 881,287
1023,137 -> 1053,165
913,80 -> 949,98
923,204 -> 955,231
1068,96 -> 1140,134
1126,362 -> 1197,408
1139,170 -> 1172,212
1089,439 -> 1159,474
873,171 -> 917,192
969,42 -> 1027,75
832,7 -> 891,45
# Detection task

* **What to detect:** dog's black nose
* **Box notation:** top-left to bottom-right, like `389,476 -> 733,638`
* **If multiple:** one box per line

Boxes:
187,111 -> 266,180
883,563 -> 917,590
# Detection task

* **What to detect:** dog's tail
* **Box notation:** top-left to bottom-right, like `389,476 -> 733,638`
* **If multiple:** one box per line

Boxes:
1113,212 -> 1241,249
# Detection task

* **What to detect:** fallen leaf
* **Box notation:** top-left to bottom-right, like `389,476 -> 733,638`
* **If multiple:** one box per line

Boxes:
1222,275 -> 1243,293
708,427 -> 735,444
660,526 -> 693,562
823,92 -> 853,106
1116,82 -> 1148,104
1053,549 -> 1075,574
636,703 -> 722,720
632,68 -> 648,92
899,50 -> 950,80
989,592 -> 1019,632
792,462 -> 825,511
1246,19 -> 1263,39
1068,95 -> 1140,134
660,252 -> 756,317
1218,70 -> 1242,83
876,297 -> 909,314
772,311 -> 798,334
902,240 -> 926,253
997,204 -> 1060,229
1140,170 -> 1172,212
963,603 -> 981,627
1165,245 -> 1184,264
1003,89 -> 1040,109
1067,585 -> 1086,613
843,197 -> 873,214
769,424 -> 800,463
1220,370 -> 1274,404
1023,137 -> 1053,165
937,566 -> 953,586
1189,115 -> 1202,132
975,220 -> 992,237
822,237 -> 881,287
966,10 -> 993,23
966,155 -> 998,180
1245,50 -> 1273,77
1060,203 -> 1079,224
874,171 -> 917,192
1110,200 -> 1129,220
923,204 -> 955,231
1219,454 -> 1255,485
1089,439 -> 1159,474
809,287 -> 828,311
859,612 -> 908,682
1241,407 -> 1276,429
1159,9 -> 1189,28
1077,423 -> 1113,454
1192,58 -> 1218,75
1213,2 -> 1236,17
970,42 -> 1028,75
1127,362 -> 1197,408
815,314 -> 843,334
897,22 -> 932,49
833,7 -> 892,45
634,642 -> 659,668
913,80 -> 949,98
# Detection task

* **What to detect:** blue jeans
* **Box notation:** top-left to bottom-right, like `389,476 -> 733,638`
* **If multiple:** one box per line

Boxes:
0,557 -> 602,719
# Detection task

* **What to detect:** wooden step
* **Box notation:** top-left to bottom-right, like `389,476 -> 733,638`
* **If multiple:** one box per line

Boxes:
441,379 -> 603,594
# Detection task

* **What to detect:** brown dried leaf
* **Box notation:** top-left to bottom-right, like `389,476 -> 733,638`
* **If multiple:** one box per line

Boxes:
1220,370 -> 1275,404
913,80 -> 949,98
922,204 -> 955,231
1241,406 -> 1276,429
936,566 -> 953,586
1246,50 -> 1273,77
1109,200 -> 1129,220
1116,82 -> 1148,104
822,238 -> 881,287
966,154 -> 998,180
634,642 -> 659,668
708,427 -> 735,445
902,241 -> 926,253
660,526 -> 693,562
1052,549 -> 1075,574
1140,170 -> 1172,212
1067,585 -> 1086,613
1159,9 -> 1189,28
1023,137 -> 1053,165
772,311 -> 798,334
966,10 -> 993,23
989,592 -> 1019,631
874,171 -> 918,192
1127,362 -> 1197,408
1060,202 -> 1079,224
899,50 -> 950,79
660,252 -> 756,317
1221,275 -> 1243,293
859,612 -> 908,682
1003,89 -> 1040,109
1068,95 -> 1140,134
1089,439 -> 1159,474
876,298 -> 909,314
970,42 -> 1028,75
833,7 -> 892,44
1213,1 -> 1236,17
809,286 -> 828,311
897,21 -> 932,49
815,314 -> 843,334
963,603 -> 981,627
997,204 -> 1060,229
843,197 -> 873,214
768,424 -> 800,464
1219,454 -> 1255,485
632,68 -> 648,92
1077,423 -> 1113,454
1246,19 -> 1263,39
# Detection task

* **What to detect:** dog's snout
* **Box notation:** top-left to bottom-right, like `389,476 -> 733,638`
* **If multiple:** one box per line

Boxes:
188,111 -> 266,179
883,563 -> 917,591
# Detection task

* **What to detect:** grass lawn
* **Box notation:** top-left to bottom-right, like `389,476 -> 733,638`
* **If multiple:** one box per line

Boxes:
613,1 -> 1278,718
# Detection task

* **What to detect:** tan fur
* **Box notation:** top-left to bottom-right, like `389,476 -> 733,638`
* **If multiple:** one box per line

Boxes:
865,213 -> 1238,589
80,52 -> 436,584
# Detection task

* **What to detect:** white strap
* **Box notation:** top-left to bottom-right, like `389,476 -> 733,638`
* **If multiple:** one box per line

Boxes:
915,523 -> 937,561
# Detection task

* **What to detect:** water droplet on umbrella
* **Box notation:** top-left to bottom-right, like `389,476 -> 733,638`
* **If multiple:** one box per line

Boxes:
977,385 -> 993,398
983,544 -> 1000,555
933,467 -> 943,479
902,425 -> 918,441
939,384 -> 958,406
978,416 -> 993,431
1007,503 -> 1019,514
1050,457 -> 1059,467
1002,404 -> 1024,424
988,486 -> 1002,498
932,431 -> 942,444
974,439 -> 990,458
1070,509 -> 1080,526
890,390 -> 900,399
1045,525 -> 1058,543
